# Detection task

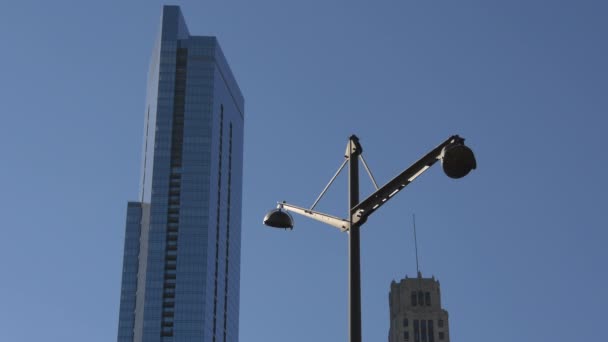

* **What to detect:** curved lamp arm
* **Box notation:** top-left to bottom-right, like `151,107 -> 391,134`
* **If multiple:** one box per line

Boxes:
351,135 -> 469,226
280,202 -> 350,232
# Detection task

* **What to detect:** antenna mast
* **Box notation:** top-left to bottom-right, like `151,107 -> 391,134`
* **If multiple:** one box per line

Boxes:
413,214 -> 421,277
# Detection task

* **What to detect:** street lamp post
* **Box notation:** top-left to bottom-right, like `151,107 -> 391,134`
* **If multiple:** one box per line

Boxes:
263,135 -> 476,342
347,136 -> 362,342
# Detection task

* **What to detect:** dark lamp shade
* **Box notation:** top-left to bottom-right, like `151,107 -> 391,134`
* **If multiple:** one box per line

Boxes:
441,144 -> 477,179
263,209 -> 294,229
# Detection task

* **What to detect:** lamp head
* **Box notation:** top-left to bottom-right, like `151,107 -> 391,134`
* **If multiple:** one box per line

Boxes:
441,141 -> 477,179
263,208 -> 294,230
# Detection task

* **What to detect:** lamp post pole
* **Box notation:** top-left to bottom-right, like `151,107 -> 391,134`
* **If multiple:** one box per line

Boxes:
347,135 -> 362,342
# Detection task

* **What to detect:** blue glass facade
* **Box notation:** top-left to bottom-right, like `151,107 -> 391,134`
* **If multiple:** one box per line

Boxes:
117,6 -> 244,342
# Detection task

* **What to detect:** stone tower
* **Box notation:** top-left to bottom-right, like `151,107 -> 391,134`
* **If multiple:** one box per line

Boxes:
388,272 -> 450,342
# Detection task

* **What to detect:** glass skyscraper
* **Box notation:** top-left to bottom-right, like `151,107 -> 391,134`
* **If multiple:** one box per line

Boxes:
117,6 -> 244,342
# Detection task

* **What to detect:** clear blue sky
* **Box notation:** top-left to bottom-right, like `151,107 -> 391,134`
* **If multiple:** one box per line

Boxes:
1,1 -> 606,341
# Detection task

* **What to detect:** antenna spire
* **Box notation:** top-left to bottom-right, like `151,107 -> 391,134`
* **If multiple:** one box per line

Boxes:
413,214 -> 421,277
